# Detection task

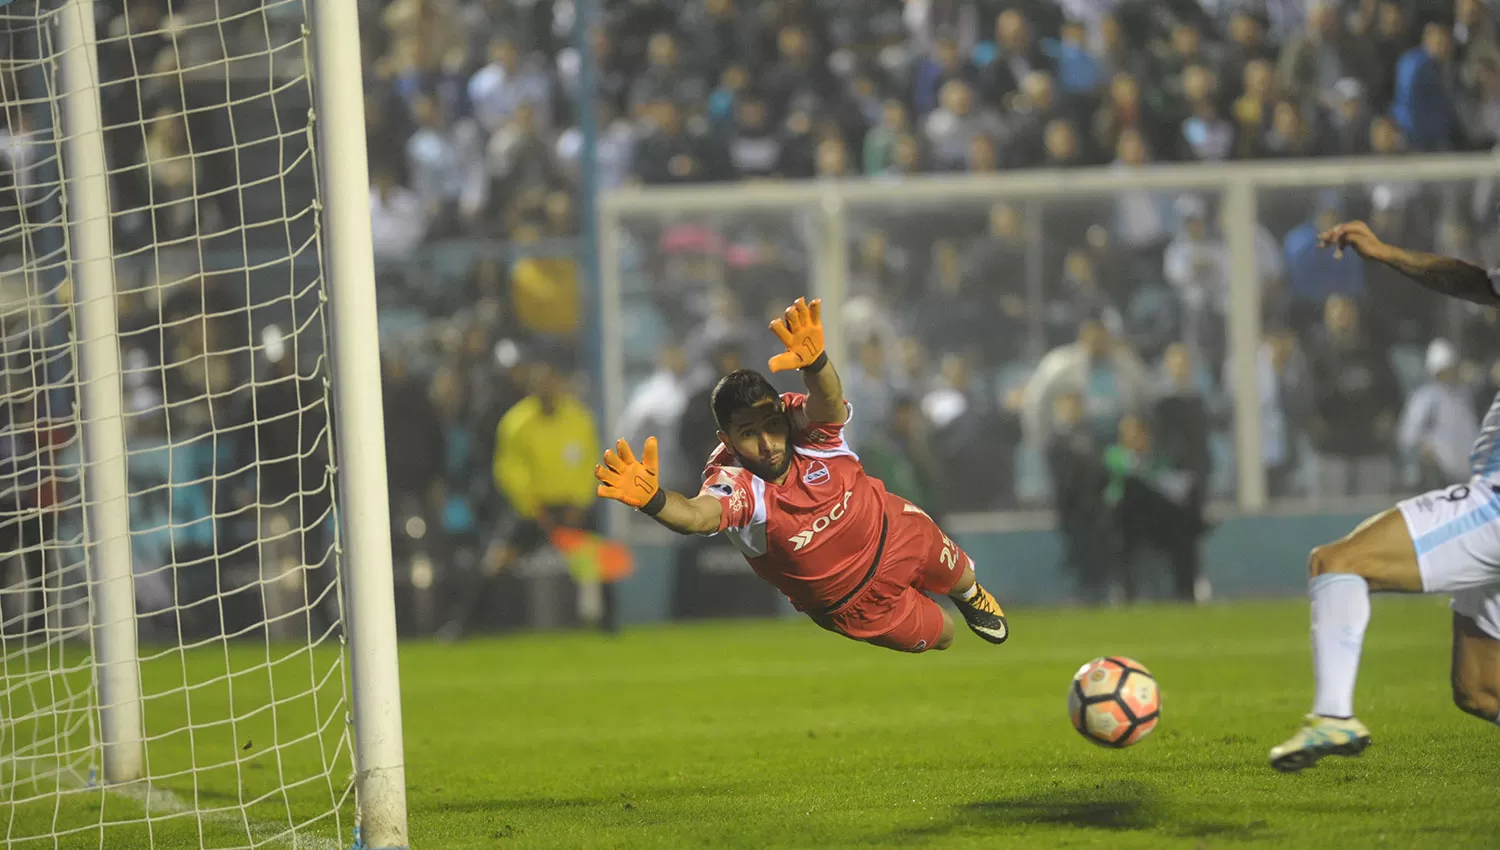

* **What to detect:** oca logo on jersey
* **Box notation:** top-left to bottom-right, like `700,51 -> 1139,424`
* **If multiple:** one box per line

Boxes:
790,490 -> 853,550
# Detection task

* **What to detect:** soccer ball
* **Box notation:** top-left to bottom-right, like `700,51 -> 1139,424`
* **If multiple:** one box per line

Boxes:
1067,656 -> 1160,748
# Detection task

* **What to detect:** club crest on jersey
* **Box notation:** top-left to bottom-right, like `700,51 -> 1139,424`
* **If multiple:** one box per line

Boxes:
803,460 -> 830,486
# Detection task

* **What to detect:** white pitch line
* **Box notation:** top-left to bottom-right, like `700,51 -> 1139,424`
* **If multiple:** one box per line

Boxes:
3,758 -> 343,850
97,775 -> 344,850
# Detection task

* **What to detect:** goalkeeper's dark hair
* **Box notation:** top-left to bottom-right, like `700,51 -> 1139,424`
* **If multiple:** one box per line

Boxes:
711,369 -> 779,432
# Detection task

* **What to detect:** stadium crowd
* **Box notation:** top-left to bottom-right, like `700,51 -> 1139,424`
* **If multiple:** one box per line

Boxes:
9,0 -> 1500,629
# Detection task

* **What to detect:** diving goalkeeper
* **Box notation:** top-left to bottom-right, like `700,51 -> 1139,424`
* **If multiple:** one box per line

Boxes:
595,297 -> 1010,652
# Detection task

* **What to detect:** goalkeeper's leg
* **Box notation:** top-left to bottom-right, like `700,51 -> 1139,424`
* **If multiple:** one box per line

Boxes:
892,497 -> 1009,645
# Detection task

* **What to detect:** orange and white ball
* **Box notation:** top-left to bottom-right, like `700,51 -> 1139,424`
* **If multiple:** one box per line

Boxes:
1067,656 -> 1160,748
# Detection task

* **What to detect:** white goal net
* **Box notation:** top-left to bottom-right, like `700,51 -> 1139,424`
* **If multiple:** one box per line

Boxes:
0,0 -> 397,846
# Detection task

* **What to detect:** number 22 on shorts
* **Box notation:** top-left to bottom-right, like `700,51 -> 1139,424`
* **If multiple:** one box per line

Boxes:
939,534 -> 959,572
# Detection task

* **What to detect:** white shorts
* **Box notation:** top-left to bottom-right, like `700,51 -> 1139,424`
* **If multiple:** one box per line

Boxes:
1397,480 -> 1500,640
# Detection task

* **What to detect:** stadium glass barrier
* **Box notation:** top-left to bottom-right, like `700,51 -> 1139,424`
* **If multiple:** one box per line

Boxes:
601,155 -> 1500,538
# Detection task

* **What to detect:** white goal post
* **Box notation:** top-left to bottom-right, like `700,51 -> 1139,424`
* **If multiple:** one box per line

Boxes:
0,0 -> 408,847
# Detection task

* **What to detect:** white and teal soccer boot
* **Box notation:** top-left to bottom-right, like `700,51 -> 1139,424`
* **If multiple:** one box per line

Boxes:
1269,714 -> 1372,773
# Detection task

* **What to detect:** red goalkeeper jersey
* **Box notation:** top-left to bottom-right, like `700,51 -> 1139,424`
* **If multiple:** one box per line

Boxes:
698,393 -> 889,612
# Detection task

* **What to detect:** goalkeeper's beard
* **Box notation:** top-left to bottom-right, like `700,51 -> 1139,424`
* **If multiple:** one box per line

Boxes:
741,452 -> 791,483
736,436 -> 792,483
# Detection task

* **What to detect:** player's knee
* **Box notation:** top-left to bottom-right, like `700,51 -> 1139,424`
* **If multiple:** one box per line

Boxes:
1451,679 -> 1500,721
1307,542 -> 1358,578
933,611 -> 956,651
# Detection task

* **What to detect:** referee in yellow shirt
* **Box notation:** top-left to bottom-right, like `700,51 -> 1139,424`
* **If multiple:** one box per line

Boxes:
441,359 -> 607,637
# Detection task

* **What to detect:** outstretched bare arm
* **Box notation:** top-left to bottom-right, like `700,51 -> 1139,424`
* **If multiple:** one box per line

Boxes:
1371,248 -> 1497,305
768,297 -> 847,425
646,491 -> 724,536
1321,220 -> 1500,306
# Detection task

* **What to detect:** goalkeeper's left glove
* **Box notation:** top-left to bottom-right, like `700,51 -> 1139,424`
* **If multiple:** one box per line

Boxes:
768,297 -> 827,373
595,437 -> 667,515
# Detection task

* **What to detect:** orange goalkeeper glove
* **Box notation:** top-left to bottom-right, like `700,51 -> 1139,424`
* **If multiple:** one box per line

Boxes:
595,437 -> 667,515
768,297 -> 827,373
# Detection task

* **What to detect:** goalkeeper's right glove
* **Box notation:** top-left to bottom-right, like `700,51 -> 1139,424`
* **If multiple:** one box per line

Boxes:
595,437 -> 667,516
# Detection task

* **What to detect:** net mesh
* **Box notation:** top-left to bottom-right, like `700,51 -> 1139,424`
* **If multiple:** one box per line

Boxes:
0,0 -> 353,846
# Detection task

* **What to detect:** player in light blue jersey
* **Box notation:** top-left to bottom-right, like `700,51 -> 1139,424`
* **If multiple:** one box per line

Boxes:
1270,220 -> 1500,772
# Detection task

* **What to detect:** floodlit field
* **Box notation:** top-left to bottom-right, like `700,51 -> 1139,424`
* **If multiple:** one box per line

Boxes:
11,595 -> 1500,849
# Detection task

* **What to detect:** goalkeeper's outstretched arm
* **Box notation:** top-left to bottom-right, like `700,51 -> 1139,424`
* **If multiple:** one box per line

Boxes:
595,437 -> 724,535
768,297 -> 847,426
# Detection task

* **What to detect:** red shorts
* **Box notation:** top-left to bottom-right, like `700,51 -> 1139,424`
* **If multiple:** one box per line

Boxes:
817,494 -> 972,653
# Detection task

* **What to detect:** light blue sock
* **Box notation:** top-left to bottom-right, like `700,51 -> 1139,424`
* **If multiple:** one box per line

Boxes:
1309,573 -> 1371,718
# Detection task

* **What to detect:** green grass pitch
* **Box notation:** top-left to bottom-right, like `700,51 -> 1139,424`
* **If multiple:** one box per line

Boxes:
11,595 -> 1500,848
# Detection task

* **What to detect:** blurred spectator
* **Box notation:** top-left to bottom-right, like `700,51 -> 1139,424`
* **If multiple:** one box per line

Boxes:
383,354 -> 444,514
762,25 -> 830,118
1178,65 -> 1234,162
1306,296 -> 1401,498
1276,2 -> 1379,107
616,345 -> 692,491
1262,100 -> 1326,158
1392,22 -> 1457,151
923,352 -> 1019,511
1229,326 -> 1315,498
1232,59 -> 1279,157
469,38 -> 553,134
923,80 -> 1002,171
1284,192 -> 1364,323
1110,128 -> 1176,254
1398,339 -> 1480,488
1328,77 -> 1374,155
1043,118 -> 1087,167
445,359 -> 606,636
728,93 -> 784,178
1454,0 -> 1500,67
557,100 -> 638,191
678,340 -> 745,473
1104,413 -> 1208,602
629,32 -> 694,114
843,336 -> 900,449
913,33 -> 977,117
369,165 -> 427,260
1370,1 -> 1413,107
912,238 -> 1000,358
634,98 -> 731,184
1046,390 -> 1113,601
1155,21 -> 1212,109
1224,10 -> 1276,73
1023,315 -> 1152,448
1461,52 -> 1500,147
1045,247 -> 1119,351
1093,73 -> 1151,159
861,394 -> 945,520
508,226 -> 580,337
143,108 -> 196,239
1005,72 -> 1063,167
1051,21 -> 1103,97
1163,195 -> 1228,364
486,102 -> 564,219
1153,343 -> 1215,510
405,93 -> 487,237
863,98 -> 912,175
978,9 -> 1054,103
